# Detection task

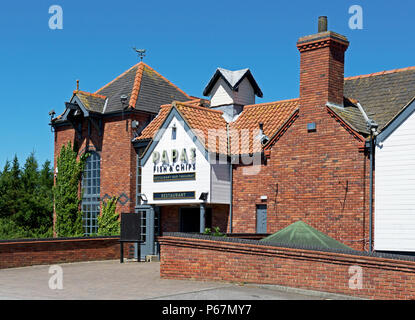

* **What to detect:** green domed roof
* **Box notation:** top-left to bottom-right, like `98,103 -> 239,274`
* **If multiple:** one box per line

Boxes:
260,220 -> 352,250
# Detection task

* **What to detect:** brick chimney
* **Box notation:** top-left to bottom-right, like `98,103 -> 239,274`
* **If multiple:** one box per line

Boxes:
297,17 -> 349,112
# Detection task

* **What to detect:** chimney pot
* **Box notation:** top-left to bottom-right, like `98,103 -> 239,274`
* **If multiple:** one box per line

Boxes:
318,16 -> 328,33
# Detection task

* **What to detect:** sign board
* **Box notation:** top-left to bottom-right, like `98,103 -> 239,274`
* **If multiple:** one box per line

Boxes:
153,172 -> 196,182
120,212 -> 142,242
153,191 -> 195,201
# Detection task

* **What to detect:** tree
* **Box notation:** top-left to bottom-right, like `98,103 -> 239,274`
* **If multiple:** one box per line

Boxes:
0,153 -> 54,239
53,142 -> 88,237
0,156 -> 22,220
97,196 -> 120,236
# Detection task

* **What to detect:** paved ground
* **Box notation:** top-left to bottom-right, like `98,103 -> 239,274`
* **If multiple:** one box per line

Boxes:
0,260 -> 353,300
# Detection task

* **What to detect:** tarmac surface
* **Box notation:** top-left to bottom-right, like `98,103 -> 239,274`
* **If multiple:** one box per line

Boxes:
0,260 -> 355,300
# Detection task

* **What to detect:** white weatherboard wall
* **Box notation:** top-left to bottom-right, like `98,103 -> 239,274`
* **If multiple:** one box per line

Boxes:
141,113 -> 230,205
375,104 -> 415,252
210,78 -> 255,107
211,163 -> 231,204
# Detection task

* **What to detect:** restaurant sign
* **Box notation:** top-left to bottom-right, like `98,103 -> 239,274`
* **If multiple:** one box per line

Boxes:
153,172 -> 196,182
153,191 -> 196,201
152,147 -> 197,175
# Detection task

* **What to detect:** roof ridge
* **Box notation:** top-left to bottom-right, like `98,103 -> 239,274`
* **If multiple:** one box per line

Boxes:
94,62 -> 140,94
174,101 -> 224,114
74,90 -> 107,99
142,63 -> 191,99
129,63 -> 145,108
345,66 -> 415,81
244,98 -> 300,108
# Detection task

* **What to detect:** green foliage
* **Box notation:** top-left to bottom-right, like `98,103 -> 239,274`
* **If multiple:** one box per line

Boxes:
53,142 -> 88,237
0,153 -> 54,239
203,226 -> 226,237
97,196 -> 120,236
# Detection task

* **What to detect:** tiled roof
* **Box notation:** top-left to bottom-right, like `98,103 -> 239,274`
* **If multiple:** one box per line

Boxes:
344,66 -> 415,132
229,99 -> 299,154
136,65 -> 415,154
54,62 -> 191,123
137,101 -> 228,153
135,98 -> 299,155
92,62 -> 190,114
327,98 -> 369,134
133,64 -> 191,114
137,104 -> 171,140
73,90 -> 107,113
203,68 -> 263,98
95,64 -> 137,113
175,102 -> 228,154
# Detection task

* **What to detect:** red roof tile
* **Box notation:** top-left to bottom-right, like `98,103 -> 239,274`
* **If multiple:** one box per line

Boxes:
135,98 -> 299,155
230,99 -> 299,154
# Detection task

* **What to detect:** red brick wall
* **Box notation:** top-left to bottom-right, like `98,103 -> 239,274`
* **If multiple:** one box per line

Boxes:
53,112 -> 152,231
231,33 -> 369,251
159,235 -> 415,300
160,206 -> 180,233
298,36 -> 348,108
232,115 -> 369,250
0,237 -> 120,269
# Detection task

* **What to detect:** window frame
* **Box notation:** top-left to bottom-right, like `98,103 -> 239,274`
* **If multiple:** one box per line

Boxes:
81,151 -> 101,235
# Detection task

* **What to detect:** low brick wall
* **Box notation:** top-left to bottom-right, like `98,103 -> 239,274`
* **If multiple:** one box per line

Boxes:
0,236 -> 121,269
159,233 -> 415,300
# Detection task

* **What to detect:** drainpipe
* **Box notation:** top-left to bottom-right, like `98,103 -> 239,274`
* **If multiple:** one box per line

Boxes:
227,123 -> 233,234
357,102 -> 378,252
368,125 -> 378,253
200,203 -> 206,233
366,118 -> 378,253
229,161 -> 233,233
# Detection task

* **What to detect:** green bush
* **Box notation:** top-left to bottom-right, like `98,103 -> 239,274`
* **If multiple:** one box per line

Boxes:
53,142 -> 88,237
203,226 -> 226,237
97,196 -> 120,236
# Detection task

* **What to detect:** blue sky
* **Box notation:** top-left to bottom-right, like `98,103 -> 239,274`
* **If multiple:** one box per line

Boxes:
0,0 -> 414,168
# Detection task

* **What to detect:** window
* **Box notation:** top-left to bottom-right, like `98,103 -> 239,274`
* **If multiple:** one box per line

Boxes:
136,147 -> 146,205
172,124 -> 177,140
81,151 -> 101,235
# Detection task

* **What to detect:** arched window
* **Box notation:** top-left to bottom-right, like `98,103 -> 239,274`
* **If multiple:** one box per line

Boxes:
81,151 -> 101,235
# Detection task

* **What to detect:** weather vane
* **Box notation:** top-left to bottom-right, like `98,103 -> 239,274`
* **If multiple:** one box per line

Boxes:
132,47 -> 146,61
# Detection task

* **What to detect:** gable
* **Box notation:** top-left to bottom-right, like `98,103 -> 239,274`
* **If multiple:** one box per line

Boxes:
141,107 -> 210,166
210,78 -> 234,106
203,68 -> 263,98
377,98 -> 415,143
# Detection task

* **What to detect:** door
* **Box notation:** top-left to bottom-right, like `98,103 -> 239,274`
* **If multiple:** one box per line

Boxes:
256,205 -> 267,233
180,207 -> 212,233
135,205 -> 160,260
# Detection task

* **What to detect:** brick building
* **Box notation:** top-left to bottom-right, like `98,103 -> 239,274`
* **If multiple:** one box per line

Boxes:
52,17 -> 415,258
132,17 -> 415,258
51,62 -> 191,235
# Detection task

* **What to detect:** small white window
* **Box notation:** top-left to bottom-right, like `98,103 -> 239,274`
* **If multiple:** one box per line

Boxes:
172,124 -> 177,140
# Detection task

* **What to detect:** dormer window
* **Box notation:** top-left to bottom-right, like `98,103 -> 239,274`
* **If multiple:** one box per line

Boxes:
172,124 -> 177,140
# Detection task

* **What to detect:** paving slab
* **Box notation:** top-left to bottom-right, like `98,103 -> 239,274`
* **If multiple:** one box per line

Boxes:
0,260 -> 349,300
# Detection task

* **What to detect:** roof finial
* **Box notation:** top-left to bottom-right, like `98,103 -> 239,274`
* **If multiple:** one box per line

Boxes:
132,47 -> 146,61
76,79 -> 79,91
